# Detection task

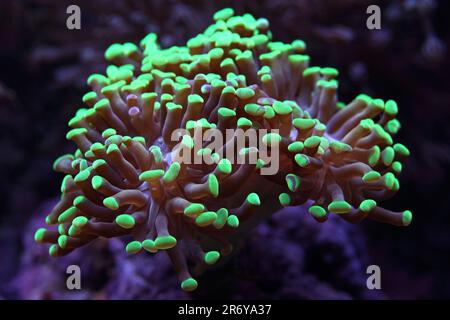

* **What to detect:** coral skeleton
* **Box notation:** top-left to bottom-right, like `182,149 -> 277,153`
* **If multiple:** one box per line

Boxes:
34,8 -> 412,292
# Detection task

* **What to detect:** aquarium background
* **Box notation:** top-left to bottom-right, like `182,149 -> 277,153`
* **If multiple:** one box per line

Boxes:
0,0 -> 449,299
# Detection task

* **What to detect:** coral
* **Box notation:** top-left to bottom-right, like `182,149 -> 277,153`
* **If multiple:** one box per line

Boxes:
34,8 -> 412,292
13,201 -> 381,299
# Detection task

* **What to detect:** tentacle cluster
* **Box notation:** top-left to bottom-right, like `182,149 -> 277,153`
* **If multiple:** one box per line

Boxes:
35,8 -> 412,292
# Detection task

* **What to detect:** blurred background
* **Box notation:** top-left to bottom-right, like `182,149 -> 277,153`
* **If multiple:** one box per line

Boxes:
0,0 -> 449,299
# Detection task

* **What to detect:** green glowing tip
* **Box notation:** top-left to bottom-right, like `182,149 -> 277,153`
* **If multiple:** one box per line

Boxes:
34,228 -> 46,243
256,158 -> 265,169
208,174 -> 219,197
213,208 -> 228,229
292,118 -> 316,130
393,143 -> 410,157
237,117 -> 252,127
87,74 -> 109,87
82,91 -> 97,103
58,206 -> 78,223
272,101 -> 293,115
262,133 -> 282,147
73,196 -> 86,208
106,74 -> 126,87
372,99 -> 385,111
227,215 -> 239,228
303,66 -> 321,77
382,147 -> 395,166
74,149 -> 82,158
321,67 -> 339,77
139,169 -> 164,181
285,174 -> 301,192
103,197 -> 119,210
374,124 -> 393,145
394,178 -> 400,191
236,87 -> 255,99
385,100 -> 398,116
57,223 -> 66,235
115,68 -> 133,82
142,239 -> 157,253
236,50 -> 252,61
92,159 -> 106,169
359,119 -> 374,131
386,119 -> 401,134
133,136 -> 146,145
402,210 -> 413,226
328,201 -> 352,214
384,172 -> 396,189
261,74 -> 272,83
49,244 -> 59,257
392,161 -> 402,174
217,159 -> 232,174
304,136 -> 321,149
155,235 -> 177,250
115,214 -> 136,229
214,8 -> 235,21
195,211 -> 218,227
105,43 -> 123,60
149,146 -> 163,163
78,160 -> 89,171
221,58 -> 235,68
209,48 -> 224,59
90,142 -> 103,152
359,199 -> 377,213
356,93 -> 372,104
181,278 -> 198,292
58,235 -> 68,249
330,141 -> 352,154
308,205 -> 327,218
181,135 -> 194,149
288,141 -> 304,153
294,154 -> 309,167
125,241 -> 142,254
163,162 -> 181,184
208,75 -> 221,85
91,176 -> 104,190
204,251 -> 220,265
166,102 -> 183,111
101,128 -> 116,139
291,39 -> 306,51
107,136 -> 122,147
368,146 -> 381,166
218,107 -> 236,118
68,225 -> 78,237
94,98 -> 110,111
106,143 -> 120,155
84,150 -> 95,158
279,193 -> 291,206
60,175 -> 72,193
263,106 -> 275,119
53,154 -> 73,171
362,171 -> 381,182
260,51 -> 281,63
66,128 -> 87,140
188,94 -> 204,104
45,215 -> 53,225
184,203 -> 205,217
247,193 -> 261,206
289,54 -> 309,64
244,103 -> 265,116
72,216 -> 88,228
141,91 -> 157,104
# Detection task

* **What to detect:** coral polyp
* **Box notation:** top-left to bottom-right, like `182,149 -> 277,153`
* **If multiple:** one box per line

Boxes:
34,8 -> 412,292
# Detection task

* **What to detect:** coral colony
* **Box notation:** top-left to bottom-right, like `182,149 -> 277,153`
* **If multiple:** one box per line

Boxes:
34,8 -> 412,292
